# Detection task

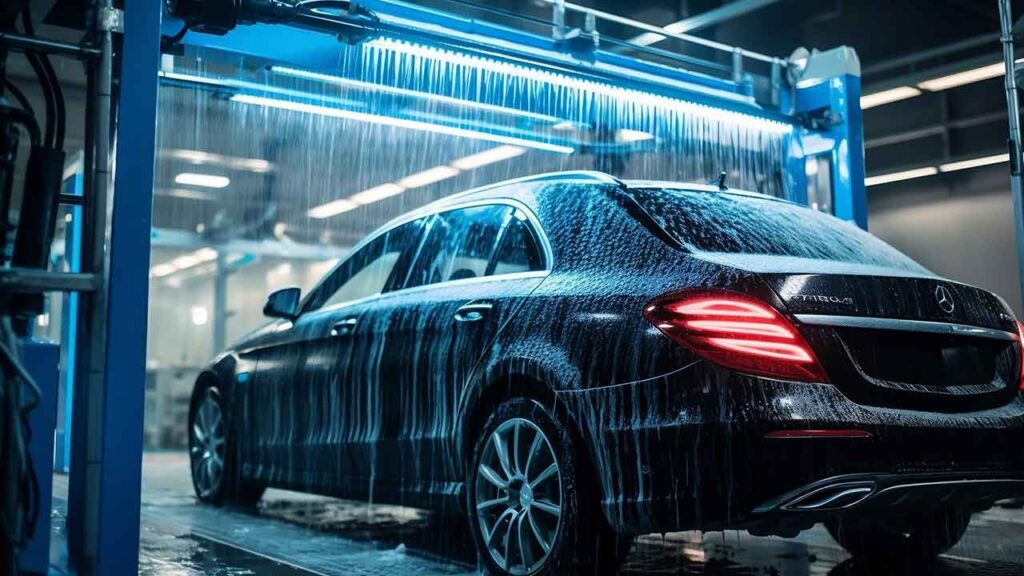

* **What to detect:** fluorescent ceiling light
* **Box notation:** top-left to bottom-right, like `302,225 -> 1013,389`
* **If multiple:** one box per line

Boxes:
347,183 -> 407,204
151,247 -> 220,278
365,39 -> 793,135
309,144 -> 533,219
171,254 -> 200,268
398,166 -> 461,189
270,66 -> 563,124
150,263 -> 177,278
157,188 -> 217,201
917,63 -> 1004,92
163,149 -> 274,173
616,129 -> 655,143
860,86 -> 921,109
939,153 -> 1010,173
865,167 -> 938,187
194,247 -> 219,262
451,146 -> 527,170
231,94 -> 575,154
631,32 -> 667,47
175,173 -> 230,188
627,16 -> 708,47
308,199 -> 359,219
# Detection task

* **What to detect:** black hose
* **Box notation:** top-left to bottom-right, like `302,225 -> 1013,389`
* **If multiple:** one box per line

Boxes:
0,331 -> 40,544
20,5 -> 63,149
2,80 -> 33,119
161,22 -> 189,52
4,106 -> 41,147
41,58 -> 63,148
23,53 -> 52,148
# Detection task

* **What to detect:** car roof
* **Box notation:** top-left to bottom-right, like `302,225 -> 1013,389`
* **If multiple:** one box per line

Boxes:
374,171 -> 791,238
621,179 -> 791,204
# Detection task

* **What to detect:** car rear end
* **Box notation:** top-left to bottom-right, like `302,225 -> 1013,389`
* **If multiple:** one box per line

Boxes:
579,184 -> 1024,536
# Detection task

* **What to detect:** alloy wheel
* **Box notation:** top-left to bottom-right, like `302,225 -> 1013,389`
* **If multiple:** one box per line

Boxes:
475,418 -> 563,575
191,389 -> 226,499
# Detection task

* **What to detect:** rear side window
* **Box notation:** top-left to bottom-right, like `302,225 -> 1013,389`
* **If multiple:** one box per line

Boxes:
491,213 -> 544,275
629,188 -> 928,272
406,205 -> 512,288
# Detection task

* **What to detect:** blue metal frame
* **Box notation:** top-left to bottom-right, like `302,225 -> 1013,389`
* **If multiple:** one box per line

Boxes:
794,74 -> 867,228
17,340 -> 60,574
88,0 -> 161,573
55,171 -> 84,473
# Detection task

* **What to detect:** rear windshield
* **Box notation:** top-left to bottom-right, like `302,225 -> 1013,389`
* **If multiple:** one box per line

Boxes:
629,187 -> 928,273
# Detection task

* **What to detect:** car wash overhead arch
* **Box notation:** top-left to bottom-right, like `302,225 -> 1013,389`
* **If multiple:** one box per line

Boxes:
163,0 -> 866,228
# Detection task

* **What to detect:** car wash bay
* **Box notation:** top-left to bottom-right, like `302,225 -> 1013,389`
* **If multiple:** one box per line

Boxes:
5,1 -> 1024,576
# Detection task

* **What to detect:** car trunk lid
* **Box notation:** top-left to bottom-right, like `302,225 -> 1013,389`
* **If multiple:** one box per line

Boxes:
756,267 -> 1020,411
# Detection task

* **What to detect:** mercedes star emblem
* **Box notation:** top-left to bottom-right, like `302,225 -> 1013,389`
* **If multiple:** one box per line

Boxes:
935,285 -> 955,314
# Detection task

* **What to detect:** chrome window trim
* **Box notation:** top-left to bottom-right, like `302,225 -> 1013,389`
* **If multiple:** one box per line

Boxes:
794,314 -> 1017,341
314,270 -> 549,316
301,197 -> 552,314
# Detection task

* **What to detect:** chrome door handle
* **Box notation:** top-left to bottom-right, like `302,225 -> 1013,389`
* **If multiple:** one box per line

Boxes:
454,302 -> 493,323
330,317 -> 358,337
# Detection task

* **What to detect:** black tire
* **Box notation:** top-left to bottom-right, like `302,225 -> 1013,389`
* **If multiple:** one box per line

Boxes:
467,398 -> 632,576
825,508 -> 970,561
188,382 -> 264,507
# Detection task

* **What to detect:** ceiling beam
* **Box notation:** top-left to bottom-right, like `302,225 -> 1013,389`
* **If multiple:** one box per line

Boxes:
862,34 -> 997,78
629,0 -> 781,47
865,111 -> 1005,150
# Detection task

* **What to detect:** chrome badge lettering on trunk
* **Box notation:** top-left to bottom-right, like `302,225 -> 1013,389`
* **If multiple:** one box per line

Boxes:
792,294 -> 855,306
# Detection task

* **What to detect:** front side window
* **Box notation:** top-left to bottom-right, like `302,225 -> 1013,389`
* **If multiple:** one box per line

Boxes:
405,205 -> 512,288
304,219 -> 422,311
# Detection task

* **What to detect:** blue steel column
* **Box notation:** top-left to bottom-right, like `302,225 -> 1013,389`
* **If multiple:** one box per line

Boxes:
829,74 -> 867,229
97,0 -> 160,572
77,0 -> 161,574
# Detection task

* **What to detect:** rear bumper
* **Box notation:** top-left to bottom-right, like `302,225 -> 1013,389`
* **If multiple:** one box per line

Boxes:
758,471 -> 1024,514
558,361 -> 1024,535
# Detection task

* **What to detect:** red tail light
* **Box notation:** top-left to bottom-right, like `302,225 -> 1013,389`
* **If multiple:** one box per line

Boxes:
644,291 -> 829,383
1016,321 -> 1024,391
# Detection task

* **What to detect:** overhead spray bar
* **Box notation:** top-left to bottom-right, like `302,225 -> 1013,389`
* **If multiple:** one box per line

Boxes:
164,0 -> 795,113
163,0 -> 867,226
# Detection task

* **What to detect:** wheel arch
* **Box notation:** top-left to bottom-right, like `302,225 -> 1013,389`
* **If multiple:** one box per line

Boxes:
458,355 -> 590,484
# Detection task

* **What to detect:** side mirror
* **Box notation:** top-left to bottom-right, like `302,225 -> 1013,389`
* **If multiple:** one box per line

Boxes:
263,287 -> 301,319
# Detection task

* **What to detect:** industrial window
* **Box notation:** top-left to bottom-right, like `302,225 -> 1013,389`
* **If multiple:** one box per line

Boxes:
305,219 -> 423,311
405,205 -> 512,288
489,212 -> 545,276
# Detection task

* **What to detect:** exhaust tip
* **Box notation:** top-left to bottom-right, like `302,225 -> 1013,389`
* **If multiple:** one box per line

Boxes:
782,482 -> 875,511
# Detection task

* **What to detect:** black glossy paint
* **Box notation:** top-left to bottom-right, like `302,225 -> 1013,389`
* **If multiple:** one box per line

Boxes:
192,172 -> 1024,541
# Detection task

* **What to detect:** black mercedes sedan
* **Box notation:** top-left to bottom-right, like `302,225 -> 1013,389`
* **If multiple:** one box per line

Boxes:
188,171 -> 1024,575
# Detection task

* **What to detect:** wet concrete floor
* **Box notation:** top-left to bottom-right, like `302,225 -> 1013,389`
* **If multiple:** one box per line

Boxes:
49,452 -> 1024,575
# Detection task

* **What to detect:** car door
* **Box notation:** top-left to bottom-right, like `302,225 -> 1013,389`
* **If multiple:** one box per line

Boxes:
290,220 -> 424,495
374,203 -> 550,499
238,320 -> 308,484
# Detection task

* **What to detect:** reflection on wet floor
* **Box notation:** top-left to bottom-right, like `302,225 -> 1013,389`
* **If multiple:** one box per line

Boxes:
50,452 -> 1024,575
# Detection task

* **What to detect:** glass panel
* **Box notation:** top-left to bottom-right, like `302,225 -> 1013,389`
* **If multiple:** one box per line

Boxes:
307,219 -> 422,311
405,205 -> 511,288
491,214 -> 544,275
